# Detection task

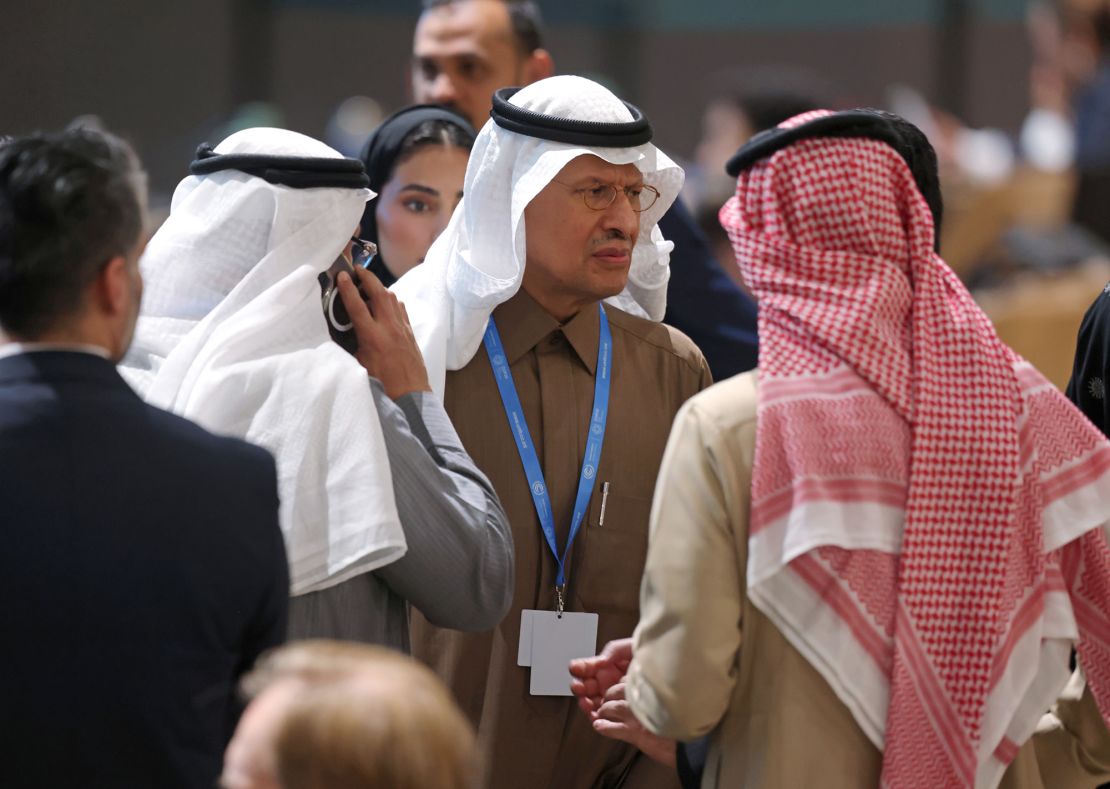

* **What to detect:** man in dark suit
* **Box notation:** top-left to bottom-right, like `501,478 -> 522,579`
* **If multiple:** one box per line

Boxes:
0,127 -> 290,788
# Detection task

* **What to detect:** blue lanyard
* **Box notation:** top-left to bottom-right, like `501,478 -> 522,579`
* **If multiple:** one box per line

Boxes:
483,304 -> 612,594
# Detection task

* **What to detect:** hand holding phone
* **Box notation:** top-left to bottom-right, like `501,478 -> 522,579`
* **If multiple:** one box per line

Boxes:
334,265 -> 431,400
319,237 -> 377,354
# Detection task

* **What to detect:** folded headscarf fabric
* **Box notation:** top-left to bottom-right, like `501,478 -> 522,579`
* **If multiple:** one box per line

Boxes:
721,110 -> 1110,789
391,75 -> 685,398
358,104 -> 475,287
121,127 -> 406,596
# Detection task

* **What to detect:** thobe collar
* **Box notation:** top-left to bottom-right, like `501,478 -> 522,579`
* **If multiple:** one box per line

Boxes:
491,289 -> 602,376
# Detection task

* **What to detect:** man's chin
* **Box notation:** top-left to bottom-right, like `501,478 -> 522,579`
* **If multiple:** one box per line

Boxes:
596,265 -> 631,294
592,277 -> 630,303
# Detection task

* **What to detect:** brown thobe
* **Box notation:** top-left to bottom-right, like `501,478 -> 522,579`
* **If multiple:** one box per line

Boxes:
411,290 -> 712,789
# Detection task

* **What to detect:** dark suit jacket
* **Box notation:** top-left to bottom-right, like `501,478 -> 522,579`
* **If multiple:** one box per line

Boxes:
0,351 -> 289,789
660,198 -> 759,381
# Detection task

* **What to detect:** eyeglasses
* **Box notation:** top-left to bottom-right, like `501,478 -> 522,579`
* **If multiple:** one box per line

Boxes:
349,236 -> 378,269
550,180 -> 661,213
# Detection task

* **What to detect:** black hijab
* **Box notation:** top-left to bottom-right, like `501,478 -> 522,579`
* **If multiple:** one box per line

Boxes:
1067,283 -> 1110,436
358,104 -> 476,286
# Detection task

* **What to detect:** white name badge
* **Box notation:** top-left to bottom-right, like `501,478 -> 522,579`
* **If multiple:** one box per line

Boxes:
517,609 -> 598,696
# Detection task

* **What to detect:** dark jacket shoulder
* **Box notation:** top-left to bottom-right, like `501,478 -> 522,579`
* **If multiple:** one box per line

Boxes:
138,400 -> 278,489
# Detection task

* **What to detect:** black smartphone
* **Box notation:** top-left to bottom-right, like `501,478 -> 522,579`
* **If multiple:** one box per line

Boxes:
318,238 -> 377,354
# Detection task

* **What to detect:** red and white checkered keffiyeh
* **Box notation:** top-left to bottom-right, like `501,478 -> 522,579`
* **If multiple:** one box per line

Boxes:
720,112 -> 1110,789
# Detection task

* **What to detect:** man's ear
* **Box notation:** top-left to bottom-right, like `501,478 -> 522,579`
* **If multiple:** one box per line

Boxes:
92,255 -> 129,317
523,49 -> 555,84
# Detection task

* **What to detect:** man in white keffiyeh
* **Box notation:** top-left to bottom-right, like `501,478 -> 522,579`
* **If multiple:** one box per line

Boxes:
393,74 -> 684,396
411,0 -> 759,384
121,127 -> 513,653
400,75 -> 712,789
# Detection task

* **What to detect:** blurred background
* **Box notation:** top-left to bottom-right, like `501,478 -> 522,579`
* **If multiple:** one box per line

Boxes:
6,0 -> 1110,389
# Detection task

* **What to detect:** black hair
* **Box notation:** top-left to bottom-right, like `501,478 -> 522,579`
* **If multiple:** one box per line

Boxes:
421,0 -> 544,55
1094,5 -> 1110,53
393,118 -> 475,178
0,126 -> 145,337
736,92 -> 821,138
1060,1 -> 1110,54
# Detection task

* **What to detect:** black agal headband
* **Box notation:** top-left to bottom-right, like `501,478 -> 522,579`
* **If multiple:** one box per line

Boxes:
490,87 -> 653,147
726,110 -> 919,176
190,143 -> 370,189
725,109 -> 943,249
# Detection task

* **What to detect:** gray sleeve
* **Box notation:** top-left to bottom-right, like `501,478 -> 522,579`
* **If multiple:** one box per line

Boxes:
369,378 -> 514,631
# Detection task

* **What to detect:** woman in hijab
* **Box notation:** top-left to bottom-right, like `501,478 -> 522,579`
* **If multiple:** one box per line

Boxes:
359,105 -> 476,287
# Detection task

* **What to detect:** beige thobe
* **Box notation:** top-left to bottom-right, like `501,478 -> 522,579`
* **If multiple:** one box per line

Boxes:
627,370 -> 1110,789
411,290 -> 712,789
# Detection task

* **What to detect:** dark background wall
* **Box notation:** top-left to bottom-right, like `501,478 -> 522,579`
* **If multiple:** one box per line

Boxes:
1,0 -> 1030,196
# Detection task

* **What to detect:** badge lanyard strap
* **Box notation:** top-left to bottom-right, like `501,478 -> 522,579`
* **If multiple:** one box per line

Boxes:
483,304 -> 612,611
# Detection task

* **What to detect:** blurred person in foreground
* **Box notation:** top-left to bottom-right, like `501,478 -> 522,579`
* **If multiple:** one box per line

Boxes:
358,104 -> 476,287
0,128 -> 289,788
221,640 -> 478,789
395,75 -> 709,789
572,110 -> 1110,789
411,0 -> 758,382
120,128 -> 513,652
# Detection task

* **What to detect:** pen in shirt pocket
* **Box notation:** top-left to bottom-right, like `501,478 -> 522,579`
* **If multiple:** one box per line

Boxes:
598,481 -> 610,527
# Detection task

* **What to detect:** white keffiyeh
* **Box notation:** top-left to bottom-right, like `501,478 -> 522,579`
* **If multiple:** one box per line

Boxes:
121,127 -> 406,596
391,75 -> 685,397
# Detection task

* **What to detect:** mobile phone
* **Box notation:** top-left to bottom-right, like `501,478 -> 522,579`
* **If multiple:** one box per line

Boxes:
319,251 -> 372,354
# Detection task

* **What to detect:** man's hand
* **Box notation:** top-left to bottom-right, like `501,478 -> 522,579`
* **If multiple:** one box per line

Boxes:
337,267 -> 431,400
593,682 -> 677,768
569,637 -> 633,717
570,638 -> 677,768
